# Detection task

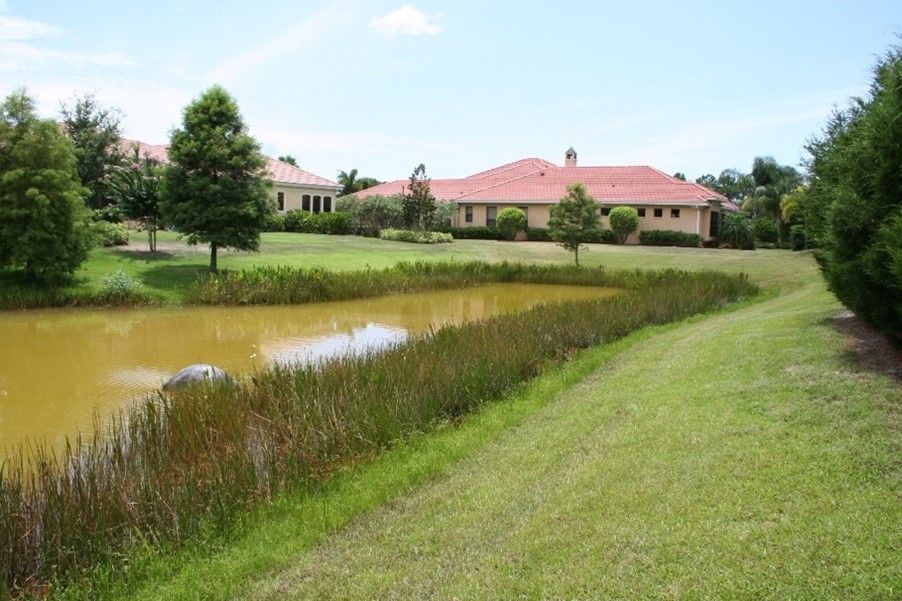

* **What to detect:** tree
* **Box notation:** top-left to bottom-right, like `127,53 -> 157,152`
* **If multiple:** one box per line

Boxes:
496,207 -> 527,240
338,169 -> 382,196
742,156 -> 803,223
608,206 -> 639,244
278,154 -> 297,166
548,183 -> 601,265
161,86 -> 272,272
0,90 -> 92,282
109,143 -> 162,252
804,45 -> 902,343
673,172 -> 687,181
719,211 -> 755,250
60,94 -> 123,209
402,164 -> 436,230
696,169 -> 756,202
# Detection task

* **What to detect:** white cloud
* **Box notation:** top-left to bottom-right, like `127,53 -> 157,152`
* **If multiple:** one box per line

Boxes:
369,5 -> 443,37
0,41 -> 133,70
0,15 -> 59,40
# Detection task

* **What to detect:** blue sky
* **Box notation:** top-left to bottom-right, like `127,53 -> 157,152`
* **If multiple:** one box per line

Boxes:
1,1 -> 899,182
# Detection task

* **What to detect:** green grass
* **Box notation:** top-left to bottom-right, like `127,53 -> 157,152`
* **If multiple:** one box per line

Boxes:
5,236 -> 898,599
1,232 -> 798,308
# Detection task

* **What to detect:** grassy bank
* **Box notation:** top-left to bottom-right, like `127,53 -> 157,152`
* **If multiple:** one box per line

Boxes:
1,232 -> 793,309
0,265 -> 755,596
41,247 -> 899,601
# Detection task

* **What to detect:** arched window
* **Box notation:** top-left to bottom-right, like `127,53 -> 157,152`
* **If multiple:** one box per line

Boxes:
313,195 -> 321,214
302,194 -> 311,211
323,196 -> 332,212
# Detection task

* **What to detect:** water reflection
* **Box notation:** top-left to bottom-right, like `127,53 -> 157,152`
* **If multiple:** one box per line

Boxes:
0,283 -> 616,450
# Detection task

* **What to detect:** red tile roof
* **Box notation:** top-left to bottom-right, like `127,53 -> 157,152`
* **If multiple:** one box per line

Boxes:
118,139 -> 340,189
357,158 -> 734,209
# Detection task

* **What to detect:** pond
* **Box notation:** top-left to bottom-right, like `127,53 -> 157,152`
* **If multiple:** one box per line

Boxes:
0,283 -> 617,452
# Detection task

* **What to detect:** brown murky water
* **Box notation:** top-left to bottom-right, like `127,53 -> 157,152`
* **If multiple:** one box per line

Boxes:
0,284 -> 616,451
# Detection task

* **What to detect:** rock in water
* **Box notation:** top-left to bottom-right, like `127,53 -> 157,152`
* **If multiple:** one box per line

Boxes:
163,364 -> 230,391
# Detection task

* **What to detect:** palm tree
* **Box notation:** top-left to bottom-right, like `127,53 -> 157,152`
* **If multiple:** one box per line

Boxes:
337,169 -> 359,196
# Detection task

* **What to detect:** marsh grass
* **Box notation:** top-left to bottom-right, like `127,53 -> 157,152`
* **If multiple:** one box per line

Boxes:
186,260 -> 655,305
0,265 -> 756,596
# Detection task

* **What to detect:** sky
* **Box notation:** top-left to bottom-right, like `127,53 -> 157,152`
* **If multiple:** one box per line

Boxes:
0,1 -> 899,182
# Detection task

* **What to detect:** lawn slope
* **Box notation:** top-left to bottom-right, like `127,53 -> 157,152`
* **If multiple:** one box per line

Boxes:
237,271 -> 899,600
91,247 -> 899,600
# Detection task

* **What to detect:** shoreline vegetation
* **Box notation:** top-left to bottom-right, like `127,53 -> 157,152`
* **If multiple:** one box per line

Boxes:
0,263 -> 756,596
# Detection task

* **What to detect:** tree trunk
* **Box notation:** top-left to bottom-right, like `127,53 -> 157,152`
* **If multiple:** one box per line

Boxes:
210,242 -> 218,273
574,246 -> 580,266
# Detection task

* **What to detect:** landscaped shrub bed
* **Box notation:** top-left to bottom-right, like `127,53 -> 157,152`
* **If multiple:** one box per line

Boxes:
379,228 -> 453,244
0,263 -> 756,594
639,230 -> 702,247
283,211 -> 353,235
442,226 -> 505,240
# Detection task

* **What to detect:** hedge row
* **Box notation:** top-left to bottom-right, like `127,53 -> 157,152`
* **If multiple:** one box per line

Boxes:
440,226 -> 617,243
639,230 -> 701,247
265,211 -> 353,235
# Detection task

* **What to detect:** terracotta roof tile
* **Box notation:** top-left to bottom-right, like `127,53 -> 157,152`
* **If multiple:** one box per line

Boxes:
118,138 -> 339,188
357,159 -> 734,209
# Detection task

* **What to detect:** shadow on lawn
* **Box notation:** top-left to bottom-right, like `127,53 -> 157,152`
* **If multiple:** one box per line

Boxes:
137,264 -> 213,297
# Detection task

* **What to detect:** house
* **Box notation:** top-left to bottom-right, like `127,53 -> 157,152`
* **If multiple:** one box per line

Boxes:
356,148 -> 738,243
119,139 -> 342,214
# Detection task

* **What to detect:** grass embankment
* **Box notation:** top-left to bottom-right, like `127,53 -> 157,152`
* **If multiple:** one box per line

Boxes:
0,264 -> 755,597
0,231 -> 788,309
67,247 -> 899,601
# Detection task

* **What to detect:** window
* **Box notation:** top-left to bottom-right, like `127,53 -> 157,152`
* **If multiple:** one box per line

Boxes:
653,208 -> 663,218
465,206 -> 473,223
637,208 -> 646,217
277,192 -> 284,212
323,196 -> 332,212
671,208 -> 681,218
517,206 -> 529,225
313,195 -> 321,214
302,194 -> 311,211
486,206 -> 497,227
601,207 -> 611,216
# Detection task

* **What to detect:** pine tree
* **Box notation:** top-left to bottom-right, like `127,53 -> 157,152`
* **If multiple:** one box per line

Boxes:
161,86 -> 272,272
548,183 -> 601,265
0,90 -> 92,282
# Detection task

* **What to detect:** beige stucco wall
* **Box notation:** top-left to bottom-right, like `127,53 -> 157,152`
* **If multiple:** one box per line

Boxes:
455,202 -> 713,244
274,184 -> 340,214
456,203 -> 552,228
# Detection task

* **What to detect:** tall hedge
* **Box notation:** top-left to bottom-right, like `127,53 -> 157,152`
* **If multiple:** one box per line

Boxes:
805,46 -> 902,343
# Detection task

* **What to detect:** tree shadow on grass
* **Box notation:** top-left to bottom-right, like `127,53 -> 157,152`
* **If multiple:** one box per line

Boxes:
109,249 -> 180,263
138,264 -> 214,297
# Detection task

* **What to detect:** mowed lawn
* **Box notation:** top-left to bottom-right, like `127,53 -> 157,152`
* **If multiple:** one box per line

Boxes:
62,230 -> 802,302
59,236 -> 899,600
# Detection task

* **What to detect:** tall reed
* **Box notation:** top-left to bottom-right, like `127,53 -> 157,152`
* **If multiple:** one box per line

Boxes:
0,266 -> 756,596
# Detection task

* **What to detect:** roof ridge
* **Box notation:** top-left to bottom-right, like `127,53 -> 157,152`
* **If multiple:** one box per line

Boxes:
465,157 -> 556,179
454,168 -> 547,200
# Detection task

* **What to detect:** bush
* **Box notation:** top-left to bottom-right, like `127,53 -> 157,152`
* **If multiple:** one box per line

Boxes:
283,209 -> 310,232
752,218 -> 779,244
719,213 -> 756,250
337,195 -> 405,236
92,220 -> 130,247
282,211 -> 352,235
264,213 -> 285,232
101,270 -> 143,299
639,230 -> 701,247
496,208 -> 528,240
429,201 -> 458,231
379,228 -> 453,244
525,227 -> 552,241
311,212 -> 352,235
443,226 -> 505,240
790,224 -> 808,251
609,206 -> 640,244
